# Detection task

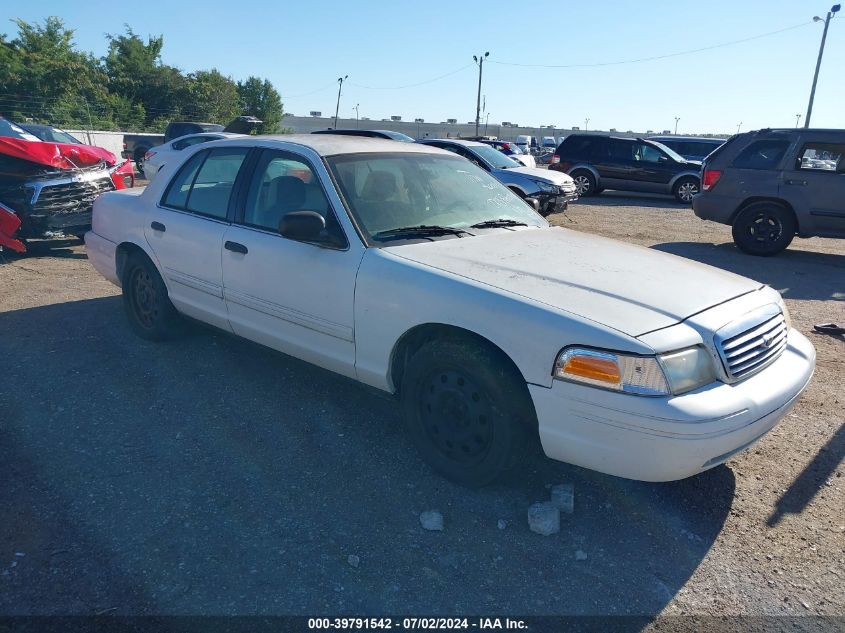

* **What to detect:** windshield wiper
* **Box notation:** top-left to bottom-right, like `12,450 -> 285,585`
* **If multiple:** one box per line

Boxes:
470,218 -> 528,229
372,225 -> 473,242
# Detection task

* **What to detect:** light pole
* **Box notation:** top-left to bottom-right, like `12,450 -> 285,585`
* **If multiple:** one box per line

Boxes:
585,117 -> 590,131
333,75 -> 348,129
805,5 -> 840,128
473,52 -> 489,137
737,122 -> 742,134
795,113 -> 802,127
674,117 -> 680,134
354,103 -> 360,128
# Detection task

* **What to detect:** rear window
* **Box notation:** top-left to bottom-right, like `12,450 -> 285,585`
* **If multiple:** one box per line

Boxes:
797,142 -> 845,173
559,136 -> 598,159
732,139 -> 790,170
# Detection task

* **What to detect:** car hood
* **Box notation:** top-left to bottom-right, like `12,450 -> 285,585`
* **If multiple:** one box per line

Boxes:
385,227 -> 761,337
504,165 -> 574,185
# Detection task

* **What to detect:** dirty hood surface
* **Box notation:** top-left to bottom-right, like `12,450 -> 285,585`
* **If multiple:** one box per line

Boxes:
386,227 -> 761,337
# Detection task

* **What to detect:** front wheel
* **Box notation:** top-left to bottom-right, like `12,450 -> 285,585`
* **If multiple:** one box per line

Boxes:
400,338 -> 533,488
731,202 -> 796,256
673,177 -> 699,204
121,254 -> 184,340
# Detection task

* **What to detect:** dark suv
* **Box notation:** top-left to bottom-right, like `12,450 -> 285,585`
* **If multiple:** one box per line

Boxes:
549,134 -> 702,203
648,136 -> 726,162
693,128 -> 845,256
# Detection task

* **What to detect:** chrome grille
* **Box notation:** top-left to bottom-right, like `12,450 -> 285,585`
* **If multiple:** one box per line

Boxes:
715,306 -> 788,381
30,176 -> 114,215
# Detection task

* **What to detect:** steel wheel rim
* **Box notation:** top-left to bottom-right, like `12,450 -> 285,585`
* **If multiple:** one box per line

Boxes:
678,182 -> 698,202
747,212 -> 783,244
419,367 -> 494,465
131,268 -> 159,328
573,175 -> 591,195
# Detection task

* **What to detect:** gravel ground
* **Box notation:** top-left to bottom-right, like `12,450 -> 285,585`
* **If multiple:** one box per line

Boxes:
0,192 -> 842,621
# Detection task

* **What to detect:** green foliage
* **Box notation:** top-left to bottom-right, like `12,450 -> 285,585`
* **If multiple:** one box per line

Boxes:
0,17 -> 285,133
237,76 -> 284,134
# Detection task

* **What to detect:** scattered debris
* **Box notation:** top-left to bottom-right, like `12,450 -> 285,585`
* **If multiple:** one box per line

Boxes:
420,510 -> 444,531
575,550 -> 588,561
550,483 -> 574,514
347,554 -> 360,568
527,502 -> 560,536
497,519 -> 507,530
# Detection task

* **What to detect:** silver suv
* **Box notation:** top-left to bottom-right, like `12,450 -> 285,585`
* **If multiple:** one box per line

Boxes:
692,128 -> 845,255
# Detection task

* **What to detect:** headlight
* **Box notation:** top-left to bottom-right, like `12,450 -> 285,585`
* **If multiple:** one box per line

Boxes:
533,180 -> 559,194
554,346 -> 717,396
658,346 -> 717,395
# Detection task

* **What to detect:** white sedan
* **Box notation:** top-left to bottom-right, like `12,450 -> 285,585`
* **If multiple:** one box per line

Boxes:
142,132 -> 245,180
85,135 -> 815,487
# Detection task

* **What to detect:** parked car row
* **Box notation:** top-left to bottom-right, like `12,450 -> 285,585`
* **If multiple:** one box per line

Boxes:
84,133 -> 816,487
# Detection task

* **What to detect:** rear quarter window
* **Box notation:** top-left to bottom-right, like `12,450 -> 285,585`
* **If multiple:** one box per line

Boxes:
731,139 -> 791,170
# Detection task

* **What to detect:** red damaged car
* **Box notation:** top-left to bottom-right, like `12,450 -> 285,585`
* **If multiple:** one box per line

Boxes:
0,117 -> 134,254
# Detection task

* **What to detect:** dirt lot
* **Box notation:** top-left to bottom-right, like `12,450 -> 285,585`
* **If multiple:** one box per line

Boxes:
1,193 -> 843,622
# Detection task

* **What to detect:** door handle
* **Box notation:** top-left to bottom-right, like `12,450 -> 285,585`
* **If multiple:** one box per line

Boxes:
785,179 -> 808,186
224,241 -> 248,255
150,221 -> 166,232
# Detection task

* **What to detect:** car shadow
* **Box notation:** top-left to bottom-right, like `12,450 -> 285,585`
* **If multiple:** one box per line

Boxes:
572,192 -> 688,209
0,296 -> 734,619
651,241 -> 845,302
0,237 -> 87,263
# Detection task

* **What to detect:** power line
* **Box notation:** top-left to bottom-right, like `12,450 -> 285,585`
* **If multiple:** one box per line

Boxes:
490,21 -> 814,69
348,64 -> 473,90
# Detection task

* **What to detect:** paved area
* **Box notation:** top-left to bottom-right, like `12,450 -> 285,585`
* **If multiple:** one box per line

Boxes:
0,193 -> 842,618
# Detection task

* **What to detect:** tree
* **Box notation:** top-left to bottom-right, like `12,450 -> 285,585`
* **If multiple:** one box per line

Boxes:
187,69 -> 240,123
237,76 -> 284,133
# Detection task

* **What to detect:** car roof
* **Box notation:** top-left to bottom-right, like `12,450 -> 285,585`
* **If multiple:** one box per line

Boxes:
420,138 -> 485,147
649,135 -> 726,141
208,134 -> 448,157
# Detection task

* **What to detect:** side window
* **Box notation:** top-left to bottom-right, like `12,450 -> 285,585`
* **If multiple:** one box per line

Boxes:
633,143 -> 664,163
797,143 -> 845,173
606,139 -> 632,160
161,151 -> 207,209
243,150 -> 347,247
161,148 -> 247,219
732,140 -> 790,170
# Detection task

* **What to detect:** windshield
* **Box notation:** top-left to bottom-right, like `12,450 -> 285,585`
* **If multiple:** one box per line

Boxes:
468,144 -> 521,169
326,152 -> 546,241
503,143 -> 523,154
0,118 -> 40,141
381,131 -> 416,142
22,125 -> 82,144
648,141 -> 687,163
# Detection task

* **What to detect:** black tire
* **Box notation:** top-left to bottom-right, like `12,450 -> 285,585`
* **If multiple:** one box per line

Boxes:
134,149 -> 147,177
673,176 -> 699,204
400,338 -> 534,488
121,253 -> 183,340
731,202 -> 796,256
570,170 -> 596,196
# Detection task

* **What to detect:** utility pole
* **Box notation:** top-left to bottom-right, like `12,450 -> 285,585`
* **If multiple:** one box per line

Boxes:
737,122 -> 742,134
795,113 -> 802,127
354,103 -> 360,128
333,75 -> 348,129
585,117 -> 590,131
473,52 -> 489,137
674,117 -> 680,134
806,5 -> 840,128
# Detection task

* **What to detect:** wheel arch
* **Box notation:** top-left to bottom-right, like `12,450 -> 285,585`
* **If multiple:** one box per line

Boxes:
115,240 -> 159,286
730,197 -> 801,232
388,323 -> 530,396
668,171 -> 701,189
567,163 -> 600,185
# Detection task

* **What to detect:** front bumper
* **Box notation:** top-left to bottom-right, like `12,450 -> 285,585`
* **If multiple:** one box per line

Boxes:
529,329 -> 815,482
530,190 -> 579,216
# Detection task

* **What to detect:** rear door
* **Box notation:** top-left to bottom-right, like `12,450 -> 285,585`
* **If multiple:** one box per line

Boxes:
144,146 -> 249,330
780,139 -> 845,236
628,141 -> 675,191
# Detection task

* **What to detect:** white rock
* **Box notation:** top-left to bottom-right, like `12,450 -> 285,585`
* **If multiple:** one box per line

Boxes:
347,554 -> 360,568
497,519 -> 507,530
420,511 -> 444,531
527,502 -> 560,536
575,550 -> 588,561
550,483 -> 574,514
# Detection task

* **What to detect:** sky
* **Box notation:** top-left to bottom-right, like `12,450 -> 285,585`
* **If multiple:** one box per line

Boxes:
4,0 -> 844,134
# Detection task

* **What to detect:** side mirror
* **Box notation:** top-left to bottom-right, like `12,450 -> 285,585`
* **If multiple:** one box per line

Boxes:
279,210 -> 325,241
658,155 -> 669,164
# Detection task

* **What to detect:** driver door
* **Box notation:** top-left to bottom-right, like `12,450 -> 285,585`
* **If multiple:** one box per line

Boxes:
221,148 -> 364,378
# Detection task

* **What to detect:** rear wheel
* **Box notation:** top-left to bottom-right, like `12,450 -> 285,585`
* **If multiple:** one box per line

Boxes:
400,338 -> 533,488
133,149 -> 147,177
570,170 -> 596,196
673,176 -> 699,204
731,202 -> 796,256
121,253 -> 183,340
